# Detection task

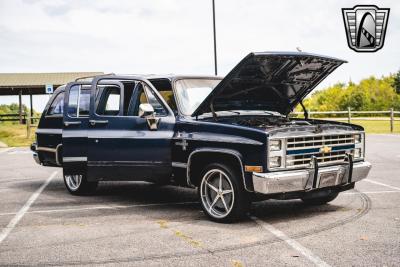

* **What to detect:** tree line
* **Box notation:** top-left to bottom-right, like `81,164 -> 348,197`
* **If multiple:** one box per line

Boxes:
302,71 -> 400,112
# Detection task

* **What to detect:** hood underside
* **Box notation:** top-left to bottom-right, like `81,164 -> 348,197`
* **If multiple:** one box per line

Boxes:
192,52 -> 346,117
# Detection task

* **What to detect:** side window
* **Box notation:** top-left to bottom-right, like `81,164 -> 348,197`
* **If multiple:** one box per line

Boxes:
96,86 -> 121,116
144,85 -> 168,116
127,83 -> 167,116
67,85 -> 90,117
47,93 -> 64,115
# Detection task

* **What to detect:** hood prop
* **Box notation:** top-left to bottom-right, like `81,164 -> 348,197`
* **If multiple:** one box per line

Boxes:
300,101 -> 309,120
210,102 -> 218,121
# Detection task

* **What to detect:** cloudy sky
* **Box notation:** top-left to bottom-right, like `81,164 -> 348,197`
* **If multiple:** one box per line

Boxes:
0,0 -> 399,111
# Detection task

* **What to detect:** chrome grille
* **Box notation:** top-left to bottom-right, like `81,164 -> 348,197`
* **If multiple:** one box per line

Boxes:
286,134 -> 355,168
287,134 -> 354,149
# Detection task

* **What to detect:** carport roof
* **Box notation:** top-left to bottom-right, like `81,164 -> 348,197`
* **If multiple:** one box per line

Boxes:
0,72 -> 104,87
0,72 -> 104,95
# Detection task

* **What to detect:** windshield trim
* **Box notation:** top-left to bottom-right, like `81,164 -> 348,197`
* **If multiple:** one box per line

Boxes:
172,77 -> 223,116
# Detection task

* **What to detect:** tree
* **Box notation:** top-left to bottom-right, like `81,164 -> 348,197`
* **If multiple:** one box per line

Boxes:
393,70 -> 400,94
301,74 -> 400,112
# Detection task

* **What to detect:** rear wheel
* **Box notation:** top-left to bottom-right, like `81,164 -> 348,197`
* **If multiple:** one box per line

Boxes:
198,163 -> 250,223
301,192 -> 338,205
63,168 -> 98,195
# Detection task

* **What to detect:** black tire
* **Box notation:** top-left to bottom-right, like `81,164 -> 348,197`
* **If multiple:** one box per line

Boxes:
301,192 -> 339,205
198,163 -> 251,223
63,168 -> 98,196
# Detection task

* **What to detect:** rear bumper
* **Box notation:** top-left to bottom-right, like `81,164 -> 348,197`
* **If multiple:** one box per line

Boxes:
252,161 -> 371,195
33,152 -> 41,165
30,142 -> 41,165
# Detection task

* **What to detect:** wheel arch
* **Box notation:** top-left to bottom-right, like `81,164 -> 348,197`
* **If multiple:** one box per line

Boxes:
187,148 -> 251,192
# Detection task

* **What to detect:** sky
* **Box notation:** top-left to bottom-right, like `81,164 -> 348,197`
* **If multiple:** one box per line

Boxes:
0,0 -> 399,111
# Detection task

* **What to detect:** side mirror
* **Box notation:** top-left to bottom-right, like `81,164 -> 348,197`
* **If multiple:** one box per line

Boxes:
138,103 -> 159,130
139,103 -> 155,118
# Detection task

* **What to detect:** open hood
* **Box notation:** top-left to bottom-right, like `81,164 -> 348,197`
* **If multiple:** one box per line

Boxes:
192,52 -> 346,117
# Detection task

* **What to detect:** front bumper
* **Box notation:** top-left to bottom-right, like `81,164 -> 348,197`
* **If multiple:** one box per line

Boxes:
253,161 -> 371,195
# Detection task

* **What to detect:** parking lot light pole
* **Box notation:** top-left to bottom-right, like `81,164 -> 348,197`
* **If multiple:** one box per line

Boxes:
212,0 -> 218,75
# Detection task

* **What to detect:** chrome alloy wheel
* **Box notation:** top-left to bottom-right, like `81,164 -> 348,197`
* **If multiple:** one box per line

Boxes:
65,174 -> 82,191
200,169 -> 235,219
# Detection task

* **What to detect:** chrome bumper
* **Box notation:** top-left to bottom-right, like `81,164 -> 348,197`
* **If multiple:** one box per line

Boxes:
253,161 -> 372,195
31,143 -> 41,165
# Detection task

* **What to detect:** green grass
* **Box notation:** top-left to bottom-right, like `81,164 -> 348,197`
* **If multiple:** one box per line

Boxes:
0,118 -> 398,147
319,118 -> 400,134
350,120 -> 400,134
0,123 -> 36,147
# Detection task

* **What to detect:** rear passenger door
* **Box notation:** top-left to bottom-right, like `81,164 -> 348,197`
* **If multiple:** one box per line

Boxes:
36,90 -> 64,166
87,77 -> 175,182
62,82 -> 91,170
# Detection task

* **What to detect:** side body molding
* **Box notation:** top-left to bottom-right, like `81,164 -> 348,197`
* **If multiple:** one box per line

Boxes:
186,148 -> 252,192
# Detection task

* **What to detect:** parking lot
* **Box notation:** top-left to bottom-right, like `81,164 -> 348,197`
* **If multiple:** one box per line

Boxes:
0,134 -> 399,266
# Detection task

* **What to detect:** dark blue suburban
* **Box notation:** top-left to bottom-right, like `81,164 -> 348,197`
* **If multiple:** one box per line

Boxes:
32,52 -> 372,222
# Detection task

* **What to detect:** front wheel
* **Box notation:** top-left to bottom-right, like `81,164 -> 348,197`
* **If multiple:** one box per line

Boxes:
63,169 -> 98,195
198,163 -> 250,223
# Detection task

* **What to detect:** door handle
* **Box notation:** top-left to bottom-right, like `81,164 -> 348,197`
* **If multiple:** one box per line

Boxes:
64,121 -> 81,126
89,119 -> 109,126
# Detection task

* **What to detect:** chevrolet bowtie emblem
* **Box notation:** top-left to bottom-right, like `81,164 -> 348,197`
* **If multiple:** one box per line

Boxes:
320,146 -> 332,154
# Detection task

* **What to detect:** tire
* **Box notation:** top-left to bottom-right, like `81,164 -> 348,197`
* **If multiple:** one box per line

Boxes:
63,168 -> 98,196
301,192 -> 339,205
198,163 -> 251,223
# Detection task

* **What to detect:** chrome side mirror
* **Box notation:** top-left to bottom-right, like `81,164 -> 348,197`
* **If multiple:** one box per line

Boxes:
138,103 -> 159,130
139,103 -> 155,118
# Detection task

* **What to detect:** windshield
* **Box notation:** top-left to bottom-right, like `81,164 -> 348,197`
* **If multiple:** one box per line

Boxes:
175,78 -> 221,115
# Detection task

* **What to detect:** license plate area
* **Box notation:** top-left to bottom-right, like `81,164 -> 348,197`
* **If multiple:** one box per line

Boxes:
318,168 -> 346,188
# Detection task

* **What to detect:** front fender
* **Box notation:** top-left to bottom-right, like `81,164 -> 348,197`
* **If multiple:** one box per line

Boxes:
187,148 -> 253,192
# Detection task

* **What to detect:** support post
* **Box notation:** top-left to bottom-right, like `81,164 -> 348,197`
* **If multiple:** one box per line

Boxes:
27,110 -> 31,139
347,107 -> 351,124
390,108 -> 394,133
18,90 -> 23,124
30,93 -> 33,124
212,0 -> 218,75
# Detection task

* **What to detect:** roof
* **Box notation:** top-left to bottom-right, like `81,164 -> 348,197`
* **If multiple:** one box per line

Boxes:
0,72 -> 104,88
114,74 -> 223,81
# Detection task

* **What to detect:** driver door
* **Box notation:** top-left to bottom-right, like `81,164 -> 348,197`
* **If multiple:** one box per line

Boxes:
87,77 -> 175,182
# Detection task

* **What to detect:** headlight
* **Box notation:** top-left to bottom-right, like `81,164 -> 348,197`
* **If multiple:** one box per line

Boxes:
270,140 -> 282,151
269,156 -> 282,168
354,134 -> 361,143
354,148 -> 362,158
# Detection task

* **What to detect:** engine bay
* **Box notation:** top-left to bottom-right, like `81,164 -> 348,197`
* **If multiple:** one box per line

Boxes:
208,115 -> 312,129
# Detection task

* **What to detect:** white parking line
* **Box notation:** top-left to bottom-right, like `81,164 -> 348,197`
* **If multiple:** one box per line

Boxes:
364,179 -> 400,191
0,171 -> 57,245
251,216 -> 331,267
0,201 -> 198,217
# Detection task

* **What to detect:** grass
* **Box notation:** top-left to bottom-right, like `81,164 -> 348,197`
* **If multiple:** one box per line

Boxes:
0,123 -> 36,147
319,118 -> 400,134
349,120 -> 400,134
0,118 -> 398,147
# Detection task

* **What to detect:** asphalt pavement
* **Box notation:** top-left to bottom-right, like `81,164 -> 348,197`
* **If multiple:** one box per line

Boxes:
0,134 -> 399,266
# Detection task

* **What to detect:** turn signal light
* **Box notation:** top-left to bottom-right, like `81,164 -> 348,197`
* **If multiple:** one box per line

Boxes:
245,165 -> 263,173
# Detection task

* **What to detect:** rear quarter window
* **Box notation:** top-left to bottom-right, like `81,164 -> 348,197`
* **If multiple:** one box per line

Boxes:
47,92 -> 64,115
